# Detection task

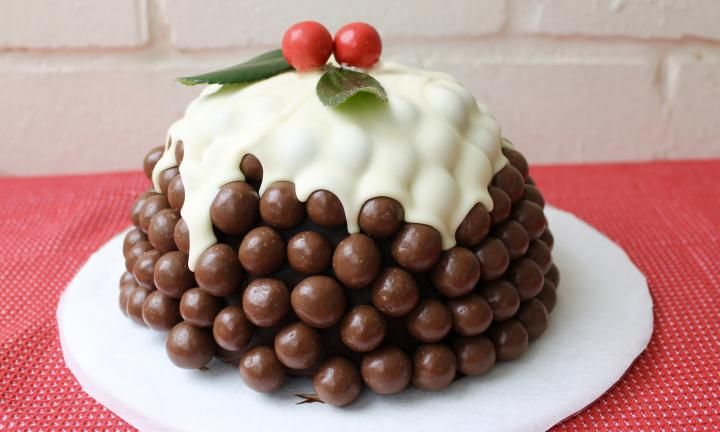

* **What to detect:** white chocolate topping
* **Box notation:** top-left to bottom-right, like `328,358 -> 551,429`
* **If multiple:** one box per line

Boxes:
152,61 -> 508,270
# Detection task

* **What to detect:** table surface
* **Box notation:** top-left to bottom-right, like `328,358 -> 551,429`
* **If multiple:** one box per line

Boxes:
1,160 -> 718,431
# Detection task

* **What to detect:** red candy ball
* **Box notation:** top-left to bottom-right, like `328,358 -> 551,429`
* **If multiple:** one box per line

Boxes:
282,21 -> 334,71
334,22 -> 382,68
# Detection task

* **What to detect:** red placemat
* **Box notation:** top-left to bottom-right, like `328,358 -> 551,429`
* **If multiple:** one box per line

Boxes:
1,160 -> 719,431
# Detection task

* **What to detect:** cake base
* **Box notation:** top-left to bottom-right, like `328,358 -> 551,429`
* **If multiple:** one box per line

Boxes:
57,207 -> 653,432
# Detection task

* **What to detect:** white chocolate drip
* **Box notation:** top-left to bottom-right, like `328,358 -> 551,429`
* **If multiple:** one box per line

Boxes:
153,62 -> 508,270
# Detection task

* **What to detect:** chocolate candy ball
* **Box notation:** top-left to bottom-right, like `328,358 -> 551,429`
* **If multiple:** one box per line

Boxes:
291,276 -> 346,328
523,185 -> 545,209
180,287 -> 223,328
371,267 -> 419,318
119,271 -> 136,289
313,357 -> 361,407
259,181 -> 305,229
119,282 -> 136,316
174,141 -> 184,165
546,263 -> 560,287
517,298 -> 549,340
455,203 -> 491,248
210,182 -> 259,235
525,176 -> 536,186
167,175 -> 185,210
526,240 -> 552,274
506,258 -> 544,301
474,237 -> 509,282
358,197 -> 404,239
143,146 -> 163,179
173,219 -> 190,254
488,186 -> 511,225
430,247 -> 481,298
125,240 -> 153,272
539,229 -> 555,250
512,200 -> 547,240
536,280 -> 557,313
480,280 -> 520,321
446,294 -> 493,336
127,286 -> 152,325
142,290 -> 181,331
391,224 -> 442,272
492,165 -> 524,203
153,251 -> 195,298
453,335 -> 496,376
274,322 -> 322,369
489,319 -> 528,361
332,233 -> 381,289
242,278 -> 290,327
412,344 -> 457,391
131,191 -> 155,227
360,346 -> 412,395
158,167 -> 179,195
195,244 -> 243,297
287,231 -> 332,275
502,147 -> 529,179
239,346 -> 285,393
494,220 -> 529,260
139,194 -> 170,233
238,226 -> 285,276
240,154 -> 263,184
341,305 -> 387,352
166,322 -> 217,369
148,209 -> 180,254
406,299 -> 452,343
306,190 -> 346,228
133,249 -> 161,288
213,306 -> 253,351
123,228 -> 147,257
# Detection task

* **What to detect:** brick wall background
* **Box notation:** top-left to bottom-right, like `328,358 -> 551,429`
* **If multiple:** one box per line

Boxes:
1,0 -> 719,175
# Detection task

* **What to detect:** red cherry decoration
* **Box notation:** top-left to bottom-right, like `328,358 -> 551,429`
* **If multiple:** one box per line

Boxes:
282,21 -> 334,71
334,22 -> 382,68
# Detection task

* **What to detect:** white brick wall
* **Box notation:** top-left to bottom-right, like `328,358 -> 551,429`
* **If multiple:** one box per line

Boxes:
1,0 -> 718,175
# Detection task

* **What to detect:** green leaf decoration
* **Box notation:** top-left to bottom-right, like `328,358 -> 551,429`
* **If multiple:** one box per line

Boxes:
177,49 -> 293,86
316,65 -> 388,107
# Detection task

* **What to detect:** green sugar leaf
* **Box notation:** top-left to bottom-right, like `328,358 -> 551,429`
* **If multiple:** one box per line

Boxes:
177,49 -> 293,86
316,65 -> 388,107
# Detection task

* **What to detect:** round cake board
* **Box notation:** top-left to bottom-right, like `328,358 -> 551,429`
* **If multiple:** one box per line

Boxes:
57,207 -> 653,432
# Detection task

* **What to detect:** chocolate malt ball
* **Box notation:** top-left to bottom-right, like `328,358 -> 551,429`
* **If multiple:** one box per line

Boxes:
525,176 -> 537,186
174,141 -> 184,165
506,258 -> 544,301
406,299 -> 452,343
213,306 -> 253,351
306,190 -> 346,228
488,186 -> 511,225
126,285 -> 152,325
274,322 -> 322,369
371,267 -> 419,318
494,220 -> 529,260
119,271 -> 136,289
143,146 -> 164,179
455,203 -> 491,248
332,234 -> 381,289
360,346 -> 412,395
195,244 -> 244,297
539,229 -> 555,250
479,280 -> 520,321
517,298 -> 549,341
291,276 -> 346,328
167,175 -> 185,210
412,344 -> 457,391
287,231 -> 332,275
546,263 -> 560,287
125,240 -> 153,272
240,154 -> 263,184
242,278 -> 290,328
133,249 -> 161,288
526,240 -> 552,274
341,305 -> 387,353
142,290 -> 181,331
489,319 -> 528,361
148,208 -> 180,254
313,357 -> 361,407
358,197 -> 404,239
512,200 -> 547,240
158,167 -> 179,195
166,322 -> 217,369
131,191 -> 156,228
430,247 -> 481,298
153,251 -> 195,298
522,185 -> 545,209
453,335 -> 496,376
123,228 -> 147,257
239,346 -> 285,393
502,146 -> 529,179
474,237 -> 510,281
536,280 -> 558,313
119,281 -> 137,316
492,165 -> 524,203
446,294 -> 493,336
259,181 -> 305,230
173,219 -> 190,254
391,223 -> 442,272
139,195 -> 170,233
238,226 -> 285,276
180,288 -> 223,328
210,182 -> 259,235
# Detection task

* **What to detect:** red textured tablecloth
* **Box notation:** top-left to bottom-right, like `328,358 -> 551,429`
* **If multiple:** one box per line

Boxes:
1,160 -> 719,431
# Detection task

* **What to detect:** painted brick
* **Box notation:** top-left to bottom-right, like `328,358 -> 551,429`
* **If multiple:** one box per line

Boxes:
0,0 -> 149,49
160,0 -> 506,49
511,0 -> 720,41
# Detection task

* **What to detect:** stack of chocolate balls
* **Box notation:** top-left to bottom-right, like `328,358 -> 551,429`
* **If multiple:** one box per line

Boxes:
119,141 -> 559,406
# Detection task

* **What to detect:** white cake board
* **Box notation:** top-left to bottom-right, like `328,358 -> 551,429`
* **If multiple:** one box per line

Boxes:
57,207 -> 653,432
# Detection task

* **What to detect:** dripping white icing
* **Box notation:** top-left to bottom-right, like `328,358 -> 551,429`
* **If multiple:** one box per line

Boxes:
153,61 -> 508,270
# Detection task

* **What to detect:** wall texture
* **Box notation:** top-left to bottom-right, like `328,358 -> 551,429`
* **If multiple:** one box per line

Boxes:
1,0 -> 719,175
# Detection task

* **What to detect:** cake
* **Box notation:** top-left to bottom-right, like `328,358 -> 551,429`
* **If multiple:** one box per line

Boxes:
118,21 -> 559,407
